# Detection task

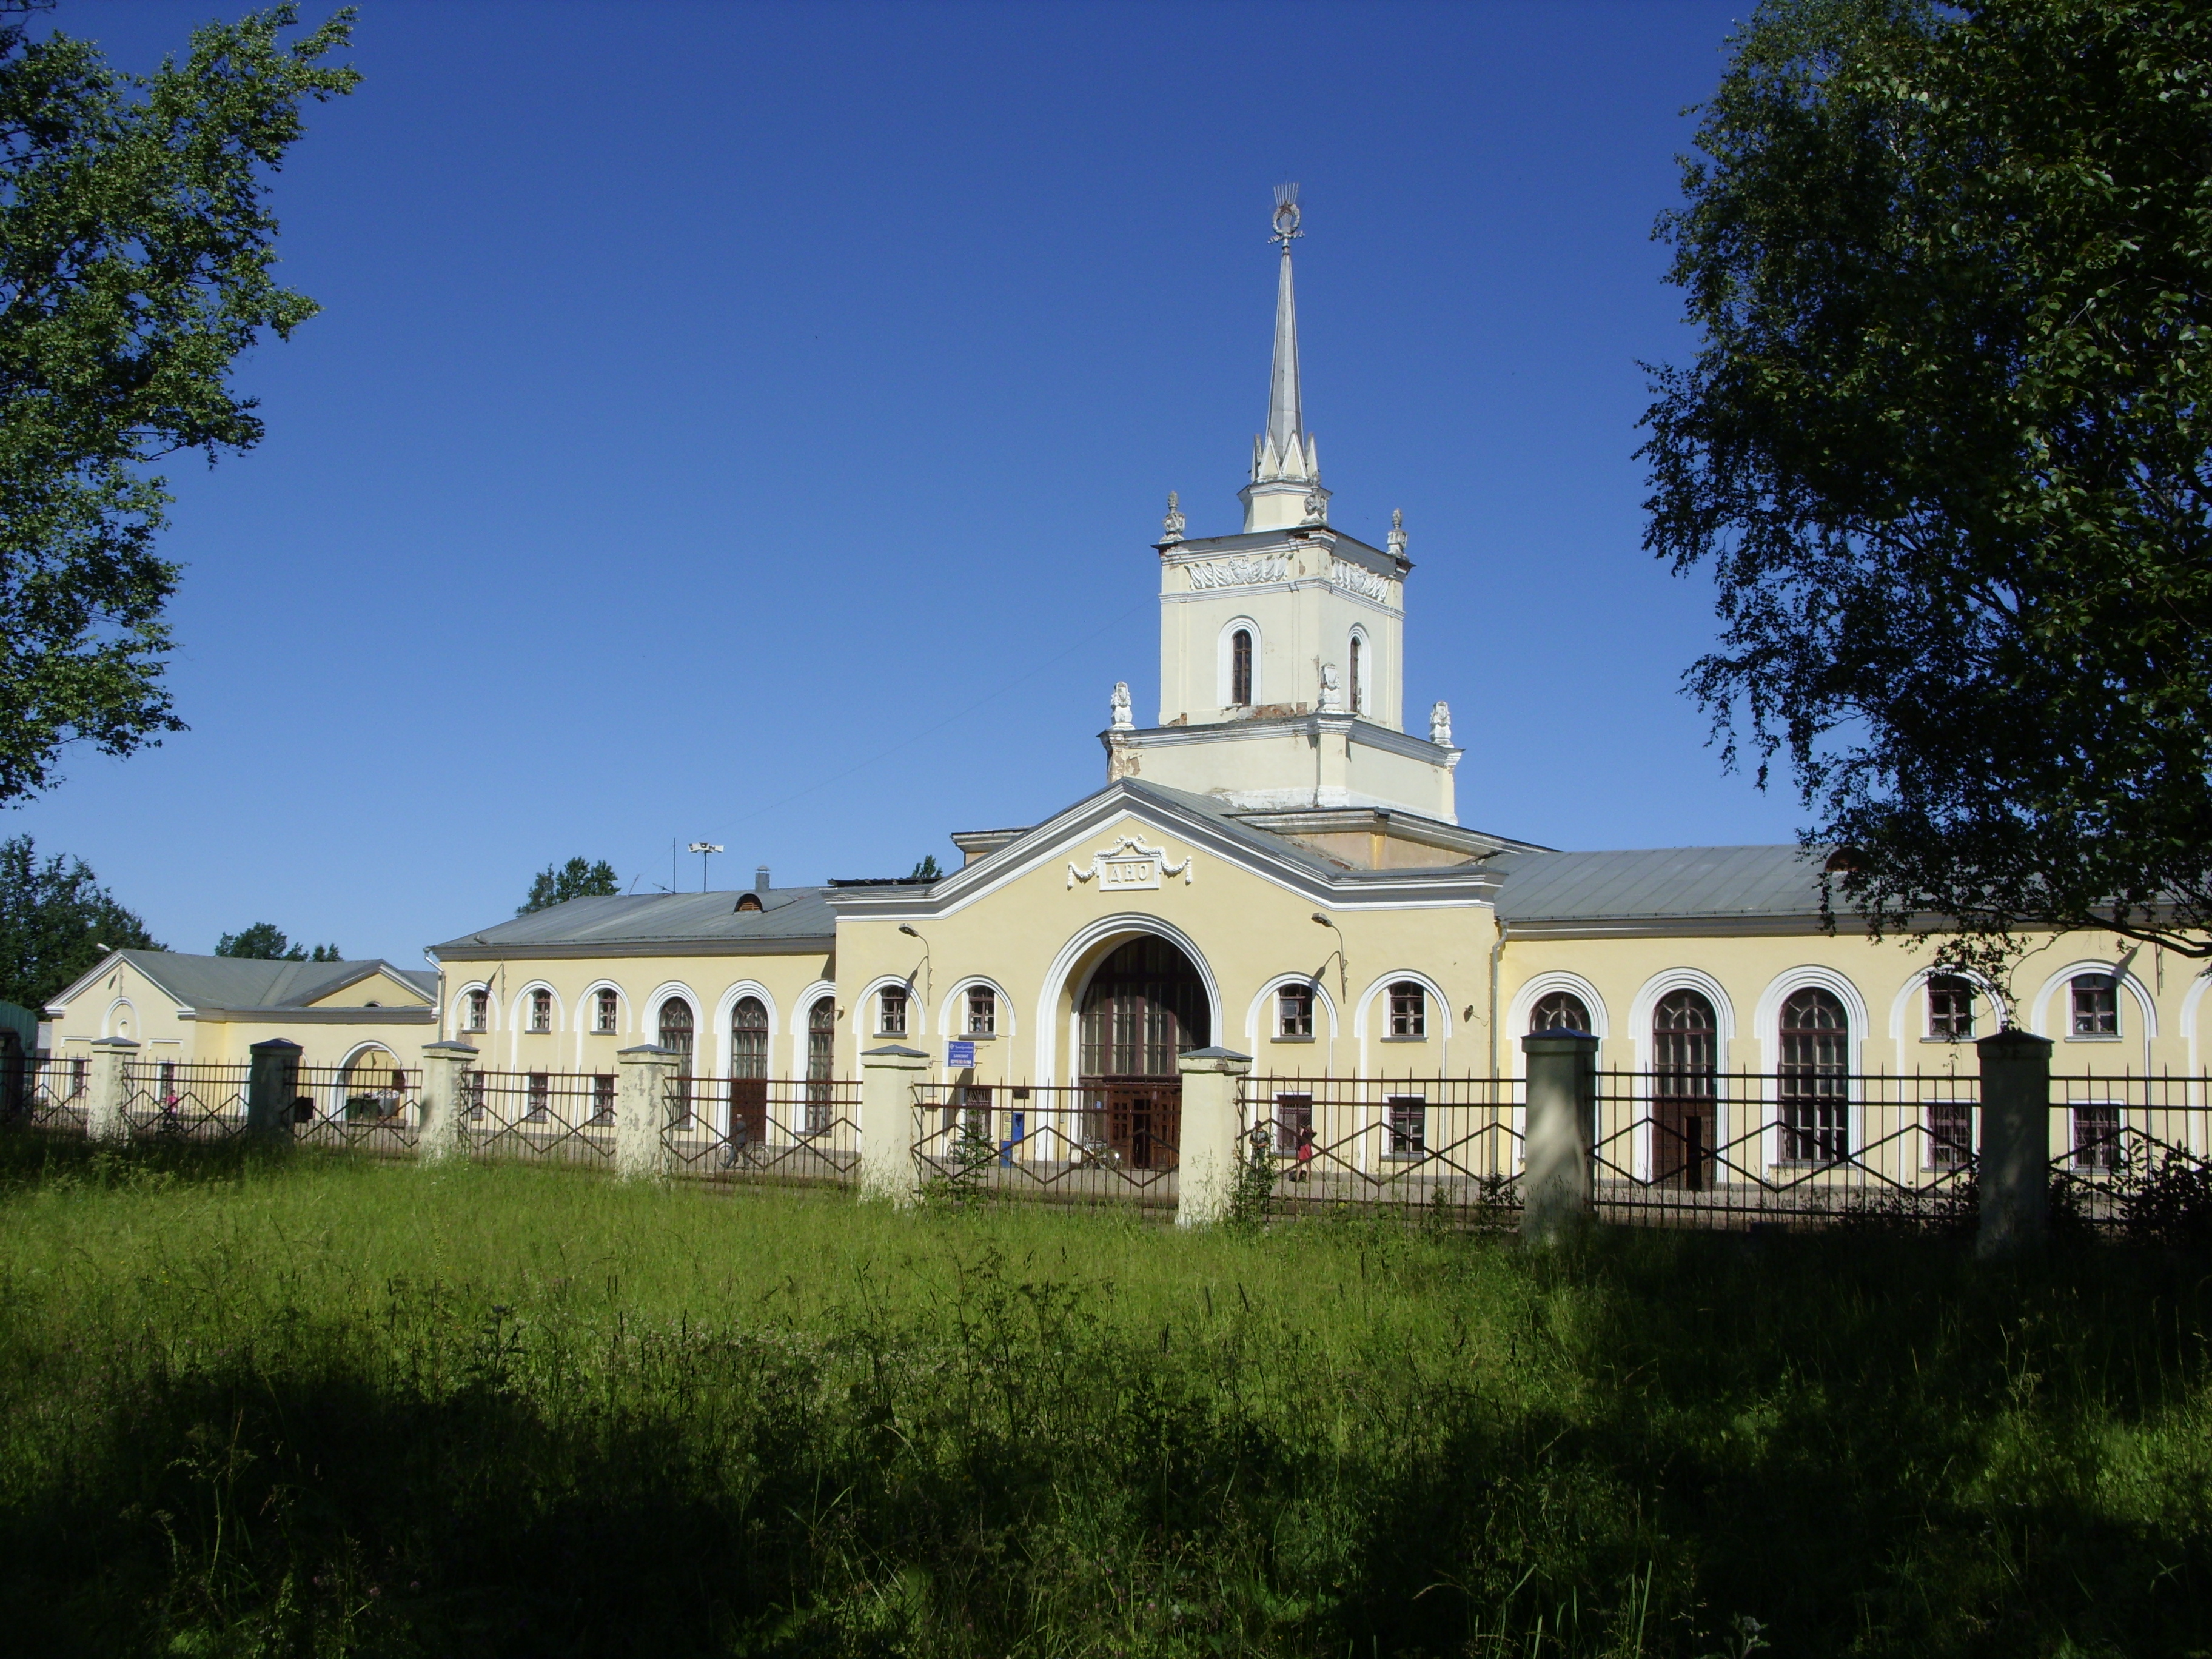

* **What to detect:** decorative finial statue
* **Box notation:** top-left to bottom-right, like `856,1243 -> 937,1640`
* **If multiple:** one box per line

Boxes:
1271,181 -> 1302,250
1110,680 -> 1134,731
1429,700 -> 1453,748
1389,508 -> 1407,560
1318,662 -> 1342,713
1161,491 -> 1185,545
1302,489 -> 1327,525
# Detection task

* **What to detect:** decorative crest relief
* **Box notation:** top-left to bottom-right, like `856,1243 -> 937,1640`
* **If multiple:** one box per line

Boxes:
1185,554 -> 1290,591
1318,662 -> 1343,713
1068,834 -> 1194,892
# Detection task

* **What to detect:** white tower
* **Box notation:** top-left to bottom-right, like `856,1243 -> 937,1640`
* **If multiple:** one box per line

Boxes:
1105,186 -> 1461,823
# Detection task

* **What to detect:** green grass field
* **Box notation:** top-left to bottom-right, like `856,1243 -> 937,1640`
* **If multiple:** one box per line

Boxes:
0,1136 -> 2205,1658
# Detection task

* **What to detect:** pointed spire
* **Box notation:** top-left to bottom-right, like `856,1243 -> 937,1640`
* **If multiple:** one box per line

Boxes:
1241,184 -> 1328,532
1267,217 -> 1302,458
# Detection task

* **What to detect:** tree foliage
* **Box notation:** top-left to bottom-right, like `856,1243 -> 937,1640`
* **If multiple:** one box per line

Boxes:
213,922 -> 337,960
518,857 -> 620,916
0,4 -> 357,804
1644,0 -> 2212,966
908,854 -> 943,883
0,833 -> 160,1008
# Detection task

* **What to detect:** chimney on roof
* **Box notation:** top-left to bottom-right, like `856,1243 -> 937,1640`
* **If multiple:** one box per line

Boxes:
754,865 -> 771,893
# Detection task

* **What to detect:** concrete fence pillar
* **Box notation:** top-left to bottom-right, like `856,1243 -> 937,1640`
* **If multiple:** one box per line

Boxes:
86,1036 -> 138,1144
417,1041 -> 477,1164
246,1038 -> 300,1144
615,1044 -> 679,1181
1977,1028 -> 2052,1258
860,1045 -> 930,1207
1521,1031 -> 1600,1244
1176,1046 -> 1253,1228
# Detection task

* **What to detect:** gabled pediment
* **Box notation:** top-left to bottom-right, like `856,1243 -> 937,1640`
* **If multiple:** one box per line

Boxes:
826,779 -> 1501,922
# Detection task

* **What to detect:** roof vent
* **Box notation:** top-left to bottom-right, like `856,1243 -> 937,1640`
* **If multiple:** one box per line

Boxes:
754,865 -> 771,893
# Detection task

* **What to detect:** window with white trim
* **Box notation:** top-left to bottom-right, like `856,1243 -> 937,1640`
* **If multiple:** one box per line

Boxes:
1278,982 -> 1314,1038
1387,982 -> 1426,1039
967,987 -> 996,1036
464,989 -> 488,1033
594,988 -> 619,1034
528,988 -> 552,1033
1529,990 -> 1591,1034
1230,629 -> 1252,706
879,985 -> 908,1036
2070,973 -> 2119,1036
1927,974 -> 1974,1040
1386,1093 -> 1426,1156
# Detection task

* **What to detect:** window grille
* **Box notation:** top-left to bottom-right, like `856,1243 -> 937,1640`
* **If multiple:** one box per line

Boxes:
464,990 -> 488,1033
1387,982 -> 1425,1039
806,997 -> 836,1133
1529,990 -> 1590,1033
1230,629 -> 1252,706
1278,982 -> 1314,1038
879,986 -> 908,1036
1928,1101 -> 1973,1170
2071,974 -> 2119,1036
1386,1094 -> 1426,1156
594,988 -> 619,1034
1779,987 -> 1849,1161
528,989 -> 552,1033
1928,974 -> 1974,1040
730,997 -> 768,1079
967,987 -> 996,1036
2073,1102 -> 2120,1170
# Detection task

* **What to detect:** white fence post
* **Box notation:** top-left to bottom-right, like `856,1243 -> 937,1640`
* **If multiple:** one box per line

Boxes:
615,1044 -> 677,1181
860,1045 -> 929,1207
418,1041 -> 477,1164
1521,1031 -> 1598,1243
1175,1047 -> 1252,1227
1977,1028 -> 2051,1257
85,1037 -> 137,1144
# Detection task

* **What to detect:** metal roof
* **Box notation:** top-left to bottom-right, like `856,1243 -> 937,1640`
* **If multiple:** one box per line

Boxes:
71,951 -> 436,1013
1489,845 -> 1826,922
429,888 -> 836,954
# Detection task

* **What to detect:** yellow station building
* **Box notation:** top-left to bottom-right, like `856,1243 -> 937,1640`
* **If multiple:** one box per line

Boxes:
45,190 -> 2200,1176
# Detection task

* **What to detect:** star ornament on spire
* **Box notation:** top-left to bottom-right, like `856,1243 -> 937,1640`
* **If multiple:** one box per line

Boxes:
1271,181 -> 1302,249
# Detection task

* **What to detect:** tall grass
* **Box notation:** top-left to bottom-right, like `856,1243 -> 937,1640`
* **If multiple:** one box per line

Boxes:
0,1133 -> 2205,1657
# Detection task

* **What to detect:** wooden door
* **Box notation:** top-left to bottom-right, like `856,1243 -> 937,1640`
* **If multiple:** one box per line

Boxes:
1105,1083 -> 1181,1170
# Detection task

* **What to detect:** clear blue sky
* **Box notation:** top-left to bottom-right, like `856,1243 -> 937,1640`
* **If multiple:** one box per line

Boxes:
14,0 -> 1799,965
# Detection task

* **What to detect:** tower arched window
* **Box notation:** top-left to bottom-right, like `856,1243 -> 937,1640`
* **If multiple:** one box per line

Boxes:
729,996 -> 768,1079
1231,629 -> 1252,706
1349,634 -> 1363,716
658,997 -> 695,1127
805,996 -> 836,1132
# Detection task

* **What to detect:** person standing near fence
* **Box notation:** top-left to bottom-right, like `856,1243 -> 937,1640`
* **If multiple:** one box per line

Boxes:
1294,1122 -> 1315,1183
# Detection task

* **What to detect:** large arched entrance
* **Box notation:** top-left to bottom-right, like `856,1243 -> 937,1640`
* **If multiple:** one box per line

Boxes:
1078,936 -> 1210,1170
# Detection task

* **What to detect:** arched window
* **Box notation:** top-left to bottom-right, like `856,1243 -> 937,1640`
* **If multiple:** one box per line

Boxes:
658,997 -> 695,1126
528,988 -> 552,1032
1387,982 -> 1426,1039
805,996 -> 836,1132
464,989 -> 488,1033
1349,634 -> 1363,716
1778,987 -> 1848,1161
2070,973 -> 2119,1036
1278,982 -> 1314,1038
594,987 -> 619,1034
1529,990 -> 1591,1034
730,996 -> 768,1078
1230,629 -> 1253,706
878,985 -> 908,1036
729,996 -> 768,1147
1653,989 -> 1716,1189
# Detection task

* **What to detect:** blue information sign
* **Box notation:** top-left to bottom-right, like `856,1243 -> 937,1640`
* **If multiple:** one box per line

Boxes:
947,1039 -> 977,1068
